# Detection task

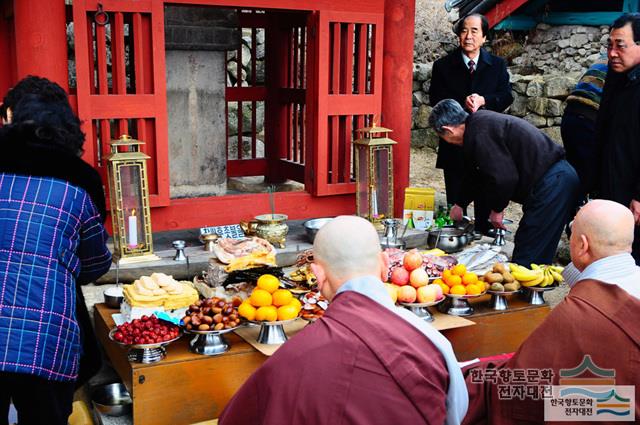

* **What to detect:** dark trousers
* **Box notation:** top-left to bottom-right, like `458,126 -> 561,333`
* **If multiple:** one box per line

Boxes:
75,288 -> 102,389
512,160 -> 579,266
560,109 -> 598,204
0,372 -> 75,425
444,167 -> 491,233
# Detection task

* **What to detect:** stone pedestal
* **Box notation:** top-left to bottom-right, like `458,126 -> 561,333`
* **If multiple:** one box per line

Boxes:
166,50 -> 228,198
164,6 -> 239,198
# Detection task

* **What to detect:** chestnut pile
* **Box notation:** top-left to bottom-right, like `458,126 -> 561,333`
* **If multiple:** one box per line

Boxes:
182,297 -> 242,331
112,315 -> 180,345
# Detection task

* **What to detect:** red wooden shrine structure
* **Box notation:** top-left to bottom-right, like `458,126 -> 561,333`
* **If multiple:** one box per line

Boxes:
0,0 -> 414,232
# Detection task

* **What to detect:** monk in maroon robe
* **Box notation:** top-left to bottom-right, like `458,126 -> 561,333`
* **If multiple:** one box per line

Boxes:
220,216 -> 468,424
463,200 -> 640,424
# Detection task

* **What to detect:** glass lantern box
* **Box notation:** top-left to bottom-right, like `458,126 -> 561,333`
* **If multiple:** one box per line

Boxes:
353,125 -> 397,222
106,135 -> 159,264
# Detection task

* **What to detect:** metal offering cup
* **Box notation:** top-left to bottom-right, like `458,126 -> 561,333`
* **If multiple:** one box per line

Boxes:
188,332 -> 230,356
446,297 -> 474,316
257,322 -> 288,344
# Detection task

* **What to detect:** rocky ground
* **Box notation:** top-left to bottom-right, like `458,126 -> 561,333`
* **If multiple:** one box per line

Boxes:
409,146 -> 570,307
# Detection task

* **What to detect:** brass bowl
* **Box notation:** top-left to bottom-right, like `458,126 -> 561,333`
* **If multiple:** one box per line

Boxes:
255,214 -> 288,248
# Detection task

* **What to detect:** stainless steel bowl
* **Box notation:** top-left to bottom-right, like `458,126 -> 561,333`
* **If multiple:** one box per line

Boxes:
303,218 -> 333,243
91,383 -> 132,417
103,287 -> 124,309
427,227 -> 469,253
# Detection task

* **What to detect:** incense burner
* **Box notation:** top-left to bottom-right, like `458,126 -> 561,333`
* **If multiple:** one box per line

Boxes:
254,214 -> 288,248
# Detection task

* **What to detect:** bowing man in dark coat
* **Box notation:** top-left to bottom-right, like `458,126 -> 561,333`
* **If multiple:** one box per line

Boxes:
429,14 -> 513,234
429,99 -> 579,266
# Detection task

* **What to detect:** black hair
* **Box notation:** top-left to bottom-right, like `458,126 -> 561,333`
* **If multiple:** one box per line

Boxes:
5,94 -> 85,157
612,13 -> 640,43
1,75 -> 68,121
454,14 -> 489,37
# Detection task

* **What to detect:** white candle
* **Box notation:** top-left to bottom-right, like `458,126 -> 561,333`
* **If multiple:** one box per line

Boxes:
371,187 -> 379,218
128,210 -> 138,248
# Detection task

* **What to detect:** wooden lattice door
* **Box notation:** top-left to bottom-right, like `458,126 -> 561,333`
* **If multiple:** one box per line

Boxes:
307,11 -> 384,196
72,0 -> 170,207
226,10 -> 308,185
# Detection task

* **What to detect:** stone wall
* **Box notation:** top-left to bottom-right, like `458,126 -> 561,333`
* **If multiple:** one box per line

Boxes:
510,24 -> 607,75
507,72 -> 581,142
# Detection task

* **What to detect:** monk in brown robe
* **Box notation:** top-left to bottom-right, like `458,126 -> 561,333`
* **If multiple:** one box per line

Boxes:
220,216 -> 469,425
463,200 -> 640,424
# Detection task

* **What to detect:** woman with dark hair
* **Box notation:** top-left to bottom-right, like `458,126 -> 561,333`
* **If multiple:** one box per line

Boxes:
0,86 -> 111,425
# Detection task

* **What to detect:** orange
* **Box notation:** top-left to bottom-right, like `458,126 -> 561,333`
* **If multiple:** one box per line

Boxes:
466,283 -> 482,295
462,272 -> 478,286
249,289 -> 273,307
255,305 -> 278,322
450,285 -> 467,296
433,278 -> 445,286
272,289 -> 293,307
444,274 -> 462,288
256,274 -> 280,293
288,298 -> 302,312
238,302 -> 257,321
277,304 -> 299,321
437,281 -> 450,295
452,264 -> 467,276
442,269 -> 452,281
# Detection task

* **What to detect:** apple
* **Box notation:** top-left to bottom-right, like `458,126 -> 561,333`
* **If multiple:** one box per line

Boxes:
429,283 -> 444,300
397,285 -> 417,303
403,250 -> 423,271
390,267 -> 410,286
385,283 -> 399,303
416,285 -> 437,303
409,268 -> 429,288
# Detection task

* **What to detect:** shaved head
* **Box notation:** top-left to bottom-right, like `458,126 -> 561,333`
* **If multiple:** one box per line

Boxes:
570,200 -> 634,270
312,216 -> 385,299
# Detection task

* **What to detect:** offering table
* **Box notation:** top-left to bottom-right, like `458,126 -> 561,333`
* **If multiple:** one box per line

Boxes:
95,296 -> 550,425
95,304 -> 265,425
440,295 -> 550,361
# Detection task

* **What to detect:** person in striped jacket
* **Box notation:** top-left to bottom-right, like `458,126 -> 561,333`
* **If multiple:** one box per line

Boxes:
0,83 -> 112,425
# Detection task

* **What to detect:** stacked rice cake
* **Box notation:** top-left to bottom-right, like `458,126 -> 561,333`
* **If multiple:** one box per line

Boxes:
123,272 -> 198,310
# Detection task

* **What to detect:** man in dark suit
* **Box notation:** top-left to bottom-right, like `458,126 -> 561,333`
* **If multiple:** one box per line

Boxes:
429,14 -> 513,234
429,99 -> 578,266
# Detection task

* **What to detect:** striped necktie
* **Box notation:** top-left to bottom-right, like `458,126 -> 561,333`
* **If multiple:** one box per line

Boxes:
468,60 -> 475,75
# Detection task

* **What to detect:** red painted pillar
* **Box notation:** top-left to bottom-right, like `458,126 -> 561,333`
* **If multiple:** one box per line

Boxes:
0,1 -> 15,98
13,0 -> 69,90
382,0 -> 415,218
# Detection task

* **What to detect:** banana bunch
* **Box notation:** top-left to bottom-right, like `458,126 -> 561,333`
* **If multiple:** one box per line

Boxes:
508,263 -> 564,287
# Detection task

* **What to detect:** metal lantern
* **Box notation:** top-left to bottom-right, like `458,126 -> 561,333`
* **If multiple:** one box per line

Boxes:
353,124 -> 397,222
106,135 -> 159,264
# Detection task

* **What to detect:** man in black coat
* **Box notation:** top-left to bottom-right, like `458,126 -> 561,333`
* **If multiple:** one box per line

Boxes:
429,99 -> 579,266
596,13 -> 640,264
429,14 -> 513,234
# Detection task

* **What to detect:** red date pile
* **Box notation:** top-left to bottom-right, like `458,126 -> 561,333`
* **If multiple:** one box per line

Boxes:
112,315 -> 179,345
182,297 -> 242,331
